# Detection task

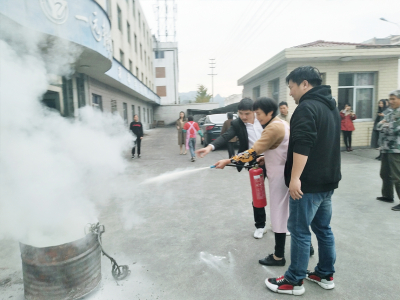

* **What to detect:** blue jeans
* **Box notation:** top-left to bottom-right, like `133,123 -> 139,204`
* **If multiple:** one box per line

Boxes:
284,190 -> 336,283
189,138 -> 196,157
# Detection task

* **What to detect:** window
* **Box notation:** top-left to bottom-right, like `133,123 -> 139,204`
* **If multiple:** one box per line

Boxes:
132,0 -> 135,18
131,105 -> 135,120
127,22 -> 131,44
144,51 -> 147,65
156,67 -> 166,78
155,51 -> 164,59
138,12 -> 141,28
271,78 -> 279,102
119,49 -> 124,65
143,22 -> 145,36
140,44 -> 142,60
92,94 -> 103,111
141,72 -> 143,82
134,34 -> 137,52
252,86 -> 260,100
338,73 -> 375,119
129,59 -> 132,72
138,106 -> 141,120
147,108 -> 149,124
157,86 -> 167,97
111,99 -> 117,113
143,107 -> 146,122
136,67 -> 139,77
106,0 -> 112,18
117,5 -> 122,32
123,102 -> 128,122
148,57 -> 150,69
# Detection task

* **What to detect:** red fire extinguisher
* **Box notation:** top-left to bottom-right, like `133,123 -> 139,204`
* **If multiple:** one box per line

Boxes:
249,165 -> 267,208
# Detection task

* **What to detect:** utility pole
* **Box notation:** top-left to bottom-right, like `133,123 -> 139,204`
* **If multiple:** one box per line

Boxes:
208,59 -> 217,102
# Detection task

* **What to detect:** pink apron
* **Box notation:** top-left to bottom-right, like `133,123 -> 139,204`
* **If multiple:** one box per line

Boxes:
263,119 -> 290,233
185,122 -> 196,150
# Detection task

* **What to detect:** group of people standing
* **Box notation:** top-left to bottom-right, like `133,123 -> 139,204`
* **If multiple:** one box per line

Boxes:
372,99 -> 391,160
176,111 -> 204,162
197,66 -> 340,296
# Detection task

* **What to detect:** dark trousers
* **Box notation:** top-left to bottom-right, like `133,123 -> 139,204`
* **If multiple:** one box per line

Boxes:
380,153 -> 400,200
132,138 -> 141,155
227,142 -> 235,158
275,232 -> 286,258
342,131 -> 352,148
253,165 -> 267,228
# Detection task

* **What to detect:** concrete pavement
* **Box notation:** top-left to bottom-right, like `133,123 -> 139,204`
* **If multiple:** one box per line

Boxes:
0,127 -> 399,300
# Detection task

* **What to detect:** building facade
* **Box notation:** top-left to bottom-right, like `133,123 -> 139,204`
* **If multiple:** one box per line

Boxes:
238,41 -> 400,148
153,39 -> 179,105
1,0 -> 160,130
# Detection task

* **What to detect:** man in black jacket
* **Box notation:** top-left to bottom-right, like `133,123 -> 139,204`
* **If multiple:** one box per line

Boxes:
196,98 -> 268,239
130,114 -> 144,158
265,66 -> 341,296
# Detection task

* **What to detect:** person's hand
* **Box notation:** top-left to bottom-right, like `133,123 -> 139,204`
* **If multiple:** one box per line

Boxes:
256,156 -> 265,166
201,137 -> 204,141
140,137 -> 143,139
196,145 -> 212,158
378,113 -> 384,117
176,126 -> 179,130
214,159 -> 231,169
289,177 -> 303,200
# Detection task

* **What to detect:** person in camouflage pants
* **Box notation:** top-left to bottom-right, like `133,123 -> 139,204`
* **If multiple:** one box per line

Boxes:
377,90 -> 400,211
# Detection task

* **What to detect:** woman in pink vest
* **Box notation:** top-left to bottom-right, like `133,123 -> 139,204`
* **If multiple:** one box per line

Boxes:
340,104 -> 357,152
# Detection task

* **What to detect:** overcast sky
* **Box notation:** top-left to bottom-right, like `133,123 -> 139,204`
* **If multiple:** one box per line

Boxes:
140,0 -> 399,97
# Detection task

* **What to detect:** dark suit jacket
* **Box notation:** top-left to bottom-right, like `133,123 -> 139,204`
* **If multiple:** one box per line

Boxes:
211,118 -> 249,172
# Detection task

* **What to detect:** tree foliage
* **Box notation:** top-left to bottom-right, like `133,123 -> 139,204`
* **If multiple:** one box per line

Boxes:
195,85 -> 212,103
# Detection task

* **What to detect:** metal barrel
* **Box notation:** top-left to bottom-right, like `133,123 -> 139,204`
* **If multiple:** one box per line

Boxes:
20,233 -> 101,300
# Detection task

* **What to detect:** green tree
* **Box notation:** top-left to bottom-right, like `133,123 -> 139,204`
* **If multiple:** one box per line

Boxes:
195,85 -> 212,103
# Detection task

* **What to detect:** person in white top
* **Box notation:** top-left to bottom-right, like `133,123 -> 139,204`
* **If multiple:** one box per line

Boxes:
196,98 -> 267,239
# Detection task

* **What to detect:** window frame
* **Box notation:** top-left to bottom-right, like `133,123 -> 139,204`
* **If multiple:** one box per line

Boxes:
338,72 -> 376,121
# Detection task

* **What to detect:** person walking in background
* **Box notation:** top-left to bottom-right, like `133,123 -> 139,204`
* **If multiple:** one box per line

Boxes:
376,90 -> 400,211
176,111 -> 188,155
196,98 -> 268,239
371,99 -> 389,160
183,116 -> 204,162
265,66 -> 341,296
220,112 -> 237,158
130,114 -> 143,159
278,101 -> 291,123
340,104 -> 356,152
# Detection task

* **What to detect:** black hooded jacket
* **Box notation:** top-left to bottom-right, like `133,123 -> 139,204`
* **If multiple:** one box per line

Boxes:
284,85 -> 341,193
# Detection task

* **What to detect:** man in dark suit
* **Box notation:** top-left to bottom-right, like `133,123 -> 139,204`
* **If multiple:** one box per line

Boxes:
196,98 -> 267,239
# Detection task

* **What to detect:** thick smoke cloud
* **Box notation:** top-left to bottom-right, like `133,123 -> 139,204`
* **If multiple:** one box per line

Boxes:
0,26 -> 133,247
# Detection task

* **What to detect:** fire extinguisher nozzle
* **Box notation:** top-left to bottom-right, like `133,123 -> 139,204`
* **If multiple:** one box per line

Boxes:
210,165 -> 216,168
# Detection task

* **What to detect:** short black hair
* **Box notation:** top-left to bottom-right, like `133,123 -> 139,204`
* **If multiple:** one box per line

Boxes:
237,98 -> 254,111
253,97 -> 278,118
286,66 -> 322,87
279,101 -> 288,107
227,112 -> 233,119
188,115 -> 194,121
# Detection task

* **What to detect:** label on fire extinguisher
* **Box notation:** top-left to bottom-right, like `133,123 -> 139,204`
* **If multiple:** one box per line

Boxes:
253,175 -> 265,199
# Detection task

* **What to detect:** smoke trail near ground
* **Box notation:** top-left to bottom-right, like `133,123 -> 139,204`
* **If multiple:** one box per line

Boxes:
0,27 -> 132,247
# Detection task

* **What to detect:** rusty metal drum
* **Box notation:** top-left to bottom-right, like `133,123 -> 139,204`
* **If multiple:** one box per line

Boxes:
19,233 -> 101,300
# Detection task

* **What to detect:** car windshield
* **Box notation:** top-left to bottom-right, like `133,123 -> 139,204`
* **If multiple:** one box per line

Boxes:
208,114 -> 228,124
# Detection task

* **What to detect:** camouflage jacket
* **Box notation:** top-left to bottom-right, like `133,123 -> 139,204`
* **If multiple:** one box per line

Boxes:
378,107 -> 400,153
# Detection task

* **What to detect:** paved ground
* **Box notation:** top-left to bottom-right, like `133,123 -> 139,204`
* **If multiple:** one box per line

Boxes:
1,127 -> 399,300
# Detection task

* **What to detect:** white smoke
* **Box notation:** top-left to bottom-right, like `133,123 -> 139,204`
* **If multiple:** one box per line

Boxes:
0,26 -> 133,247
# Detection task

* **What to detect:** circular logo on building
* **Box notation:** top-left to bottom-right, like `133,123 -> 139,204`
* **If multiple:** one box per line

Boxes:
40,0 -> 69,24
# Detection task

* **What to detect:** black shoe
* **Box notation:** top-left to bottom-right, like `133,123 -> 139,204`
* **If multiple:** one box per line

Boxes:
259,254 -> 286,266
310,244 -> 315,256
391,204 -> 400,211
131,155 -> 135,159
375,155 -> 381,160
376,197 -> 394,203
138,155 -> 141,158
265,276 -> 305,295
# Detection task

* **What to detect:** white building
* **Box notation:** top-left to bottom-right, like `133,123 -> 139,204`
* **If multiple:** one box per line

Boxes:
153,39 -> 179,105
224,94 -> 242,106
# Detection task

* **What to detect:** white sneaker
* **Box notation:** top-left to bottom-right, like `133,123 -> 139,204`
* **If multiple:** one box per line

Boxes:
286,232 -> 291,236
254,227 -> 267,239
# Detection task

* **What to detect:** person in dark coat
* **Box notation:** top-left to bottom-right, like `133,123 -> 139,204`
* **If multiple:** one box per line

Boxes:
340,104 -> 357,152
371,99 -> 389,160
130,114 -> 143,158
220,112 -> 237,158
196,98 -> 268,239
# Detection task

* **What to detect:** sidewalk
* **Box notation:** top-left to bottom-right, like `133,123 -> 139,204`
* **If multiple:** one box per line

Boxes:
0,127 -> 399,300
